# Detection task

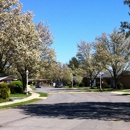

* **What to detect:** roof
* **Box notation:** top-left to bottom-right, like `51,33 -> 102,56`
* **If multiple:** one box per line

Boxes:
97,71 -> 130,78
29,79 -> 51,81
0,75 -> 16,81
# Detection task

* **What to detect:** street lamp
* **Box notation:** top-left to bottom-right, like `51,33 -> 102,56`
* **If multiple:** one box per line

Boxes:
26,70 -> 29,95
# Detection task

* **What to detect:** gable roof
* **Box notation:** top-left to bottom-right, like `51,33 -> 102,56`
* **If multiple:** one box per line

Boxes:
97,71 -> 130,78
0,75 -> 16,81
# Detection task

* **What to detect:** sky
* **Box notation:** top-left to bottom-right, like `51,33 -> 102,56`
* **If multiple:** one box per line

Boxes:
20,0 -> 129,64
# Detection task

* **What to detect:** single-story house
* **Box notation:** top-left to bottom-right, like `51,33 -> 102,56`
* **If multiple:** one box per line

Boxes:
28,78 -> 51,85
83,71 -> 130,89
0,75 -> 16,83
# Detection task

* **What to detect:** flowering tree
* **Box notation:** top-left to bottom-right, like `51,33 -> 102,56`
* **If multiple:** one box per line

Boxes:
95,29 -> 130,88
0,0 -> 22,75
77,41 -> 102,88
0,0 -> 55,90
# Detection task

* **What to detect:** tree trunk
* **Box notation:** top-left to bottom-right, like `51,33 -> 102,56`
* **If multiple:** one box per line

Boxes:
21,74 -> 26,92
90,80 -> 94,89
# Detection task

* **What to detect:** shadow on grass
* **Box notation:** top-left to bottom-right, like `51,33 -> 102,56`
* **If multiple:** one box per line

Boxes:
20,102 -> 130,122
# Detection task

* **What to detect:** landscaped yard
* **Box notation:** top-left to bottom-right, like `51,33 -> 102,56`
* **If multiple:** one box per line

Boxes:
0,99 -> 41,109
0,93 -> 31,103
65,86 -> 130,93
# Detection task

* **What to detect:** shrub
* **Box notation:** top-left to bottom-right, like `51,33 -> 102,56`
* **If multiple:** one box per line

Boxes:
11,81 -> 23,93
1,88 -> 10,99
0,83 -> 10,99
102,82 -> 108,88
8,83 -> 17,94
96,82 -> 100,87
79,82 -> 85,87
105,84 -> 111,88
0,83 -> 8,88
117,83 -> 123,89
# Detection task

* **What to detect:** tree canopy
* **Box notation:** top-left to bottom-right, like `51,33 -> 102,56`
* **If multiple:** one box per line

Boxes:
120,0 -> 130,37
95,29 -> 130,88
0,0 -> 55,90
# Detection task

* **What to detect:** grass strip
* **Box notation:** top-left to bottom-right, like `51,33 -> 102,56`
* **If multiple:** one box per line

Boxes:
0,98 -> 9,103
0,98 -> 41,109
37,92 -> 48,97
10,93 -> 31,98
117,89 -> 130,92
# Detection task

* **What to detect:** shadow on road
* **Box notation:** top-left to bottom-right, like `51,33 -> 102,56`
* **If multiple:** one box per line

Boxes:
19,102 -> 130,122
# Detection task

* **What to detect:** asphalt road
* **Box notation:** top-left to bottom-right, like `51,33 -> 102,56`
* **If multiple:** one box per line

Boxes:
0,86 -> 130,130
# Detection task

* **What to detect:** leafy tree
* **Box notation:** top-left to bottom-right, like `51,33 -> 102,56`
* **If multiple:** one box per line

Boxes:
77,41 -> 102,88
68,57 -> 79,70
74,75 -> 83,86
95,29 -> 130,89
0,0 -> 22,76
0,0 -> 55,91
64,72 -> 73,85
14,21 -> 55,90
120,0 -> 130,37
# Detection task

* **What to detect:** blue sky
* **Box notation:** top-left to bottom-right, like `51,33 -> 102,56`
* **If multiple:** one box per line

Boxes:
20,0 -> 129,64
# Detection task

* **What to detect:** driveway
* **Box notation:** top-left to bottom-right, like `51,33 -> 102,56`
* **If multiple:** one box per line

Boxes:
0,86 -> 130,130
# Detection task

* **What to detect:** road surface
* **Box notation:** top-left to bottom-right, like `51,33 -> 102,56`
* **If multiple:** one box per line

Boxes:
0,86 -> 130,130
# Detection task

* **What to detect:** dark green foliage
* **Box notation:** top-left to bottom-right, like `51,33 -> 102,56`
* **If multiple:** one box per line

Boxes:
105,84 -> 111,88
120,0 -> 130,37
8,83 -> 17,94
117,83 -> 124,89
0,83 -> 8,88
0,98 -> 9,103
102,82 -> 108,88
9,81 -> 23,93
1,88 -> 10,99
79,82 -> 85,87
0,83 -> 10,99
68,57 -> 79,70
124,0 -> 130,6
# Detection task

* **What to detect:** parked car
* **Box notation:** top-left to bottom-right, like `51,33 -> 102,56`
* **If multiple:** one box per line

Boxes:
35,82 -> 41,88
55,82 -> 63,88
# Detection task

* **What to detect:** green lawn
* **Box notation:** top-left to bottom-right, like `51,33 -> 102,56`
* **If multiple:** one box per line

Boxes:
37,92 -> 48,97
117,89 -> 130,92
10,93 -> 31,98
0,98 -> 41,109
72,86 -> 130,93
0,98 -> 9,103
0,93 -> 31,103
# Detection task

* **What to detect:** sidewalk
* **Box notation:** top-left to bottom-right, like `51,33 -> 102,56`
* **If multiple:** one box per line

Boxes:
0,86 -> 47,107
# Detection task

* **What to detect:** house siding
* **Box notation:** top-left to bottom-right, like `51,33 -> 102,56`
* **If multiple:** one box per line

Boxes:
82,72 -> 130,88
120,75 -> 130,89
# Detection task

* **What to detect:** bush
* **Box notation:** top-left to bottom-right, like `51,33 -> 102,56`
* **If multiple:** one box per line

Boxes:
8,83 -> 17,94
0,83 -> 8,88
105,84 -> 111,88
117,83 -> 123,89
96,82 -> 100,87
79,82 -> 85,87
102,82 -> 108,88
1,88 -> 10,99
0,83 -> 10,99
11,81 -> 23,93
